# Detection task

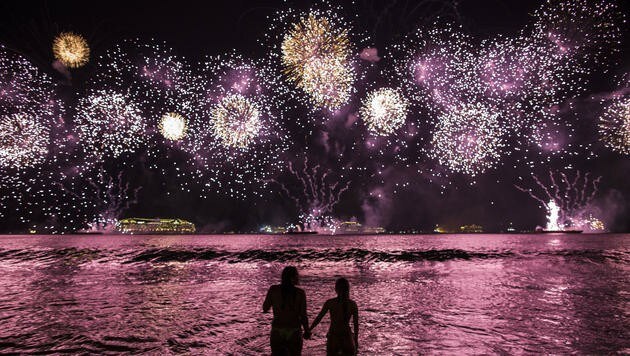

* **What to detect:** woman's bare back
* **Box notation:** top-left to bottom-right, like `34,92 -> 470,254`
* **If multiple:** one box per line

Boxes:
325,298 -> 357,333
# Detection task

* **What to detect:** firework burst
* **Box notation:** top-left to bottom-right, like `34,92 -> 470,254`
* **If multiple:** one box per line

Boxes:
281,13 -> 350,85
210,94 -> 262,149
300,55 -> 355,111
188,53 -> 289,198
52,32 -> 90,68
0,46 -> 64,171
86,40 -> 206,158
391,0 -> 624,177
599,97 -> 630,155
360,88 -> 409,136
431,104 -> 505,176
74,89 -> 147,159
0,113 -> 49,168
159,112 -> 187,141
268,5 -> 365,114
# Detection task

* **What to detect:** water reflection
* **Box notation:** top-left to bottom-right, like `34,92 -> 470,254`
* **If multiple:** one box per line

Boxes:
0,234 -> 627,354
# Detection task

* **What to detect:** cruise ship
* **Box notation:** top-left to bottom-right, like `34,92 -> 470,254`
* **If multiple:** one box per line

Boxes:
116,218 -> 196,234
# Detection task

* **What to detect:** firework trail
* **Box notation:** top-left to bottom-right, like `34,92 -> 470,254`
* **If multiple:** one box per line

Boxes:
56,165 -> 141,232
272,155 -> 350,232
515,170 -> 603,231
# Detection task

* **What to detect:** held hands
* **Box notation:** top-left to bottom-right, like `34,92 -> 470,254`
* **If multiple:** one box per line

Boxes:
303,329 -> 312,340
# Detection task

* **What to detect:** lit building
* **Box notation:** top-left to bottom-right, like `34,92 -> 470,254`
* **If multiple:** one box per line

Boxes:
116,218 -> 195,234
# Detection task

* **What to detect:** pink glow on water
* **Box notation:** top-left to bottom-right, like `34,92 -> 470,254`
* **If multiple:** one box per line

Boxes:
0,234 -> 627,354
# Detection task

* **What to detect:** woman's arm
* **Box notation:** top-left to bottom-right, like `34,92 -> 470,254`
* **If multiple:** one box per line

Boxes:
352,301 -> 359,349
301,290 -> 311,338
262,287 -> 272,313
309,300 -> 329,331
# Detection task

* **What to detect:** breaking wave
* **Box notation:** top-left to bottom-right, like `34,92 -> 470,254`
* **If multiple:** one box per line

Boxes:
0,247 -> 627,264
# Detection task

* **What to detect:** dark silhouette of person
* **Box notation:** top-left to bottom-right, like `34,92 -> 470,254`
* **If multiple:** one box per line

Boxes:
309,278 -> 359,355
263,266 -> 311,355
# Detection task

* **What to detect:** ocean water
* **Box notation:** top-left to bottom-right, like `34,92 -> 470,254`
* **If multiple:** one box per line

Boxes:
0,233 -> 628,355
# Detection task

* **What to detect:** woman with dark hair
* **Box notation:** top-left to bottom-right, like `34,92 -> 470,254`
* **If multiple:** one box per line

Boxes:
309,278 -> 359,355
263,266 -> 311,355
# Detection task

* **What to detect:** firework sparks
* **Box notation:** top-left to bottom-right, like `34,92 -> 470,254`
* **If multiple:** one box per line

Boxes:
599,97 -> 630,155
181,53 -> 290,198
391,0 -> 624,176
75,89 -> 147,159
0,47 -> 61,168
431,104 -> 505,176
360,88 -> 409,136
57,165 -> 141,232
210,94 -> 262,149
301,55 -> 354,111
159,112 -> 187,141
272,155 -> 350,233
281,13 -> 350,85
515,170 -> 603,231
52,32 -> 90,68
278,12 -> 356,111
0,114 -> 49,168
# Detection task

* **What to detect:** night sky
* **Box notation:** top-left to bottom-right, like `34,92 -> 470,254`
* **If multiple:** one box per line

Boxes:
0,0 -> 628,233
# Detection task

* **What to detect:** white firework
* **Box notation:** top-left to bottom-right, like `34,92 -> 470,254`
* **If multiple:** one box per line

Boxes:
360,88 -> 409,135
75,89 -> 147,159
159,112 -> 187,141
431,104 -> 506,176
0,113 -> 50,169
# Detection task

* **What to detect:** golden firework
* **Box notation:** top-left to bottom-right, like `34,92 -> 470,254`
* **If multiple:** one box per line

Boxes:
52,32 -> 90,68
281,13 -> 350,85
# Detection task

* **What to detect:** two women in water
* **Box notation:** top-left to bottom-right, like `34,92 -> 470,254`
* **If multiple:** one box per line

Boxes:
263,266 -> 359,355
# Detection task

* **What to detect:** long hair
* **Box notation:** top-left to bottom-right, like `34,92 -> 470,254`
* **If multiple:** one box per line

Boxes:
335,277 -> 350,321
280,266 -> 298,309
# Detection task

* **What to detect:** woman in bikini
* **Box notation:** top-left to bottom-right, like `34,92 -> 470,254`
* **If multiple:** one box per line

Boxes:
309,278 -> 359,355
263,266 -> 311,355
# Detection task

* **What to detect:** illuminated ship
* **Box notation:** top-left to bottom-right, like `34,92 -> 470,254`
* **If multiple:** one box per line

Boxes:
116,218 -> 196,234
